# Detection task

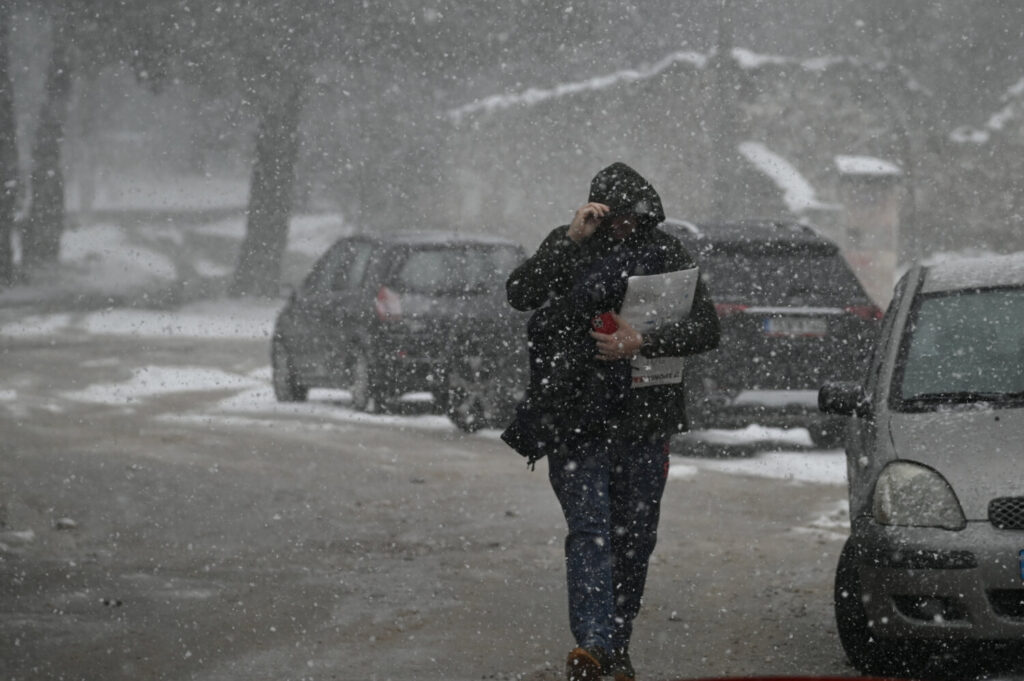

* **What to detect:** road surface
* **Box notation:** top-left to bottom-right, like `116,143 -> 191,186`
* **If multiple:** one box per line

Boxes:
1,326 -> 854,681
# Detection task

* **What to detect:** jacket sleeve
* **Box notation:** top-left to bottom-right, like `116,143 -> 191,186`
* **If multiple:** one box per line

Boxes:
506,226 -> 583,311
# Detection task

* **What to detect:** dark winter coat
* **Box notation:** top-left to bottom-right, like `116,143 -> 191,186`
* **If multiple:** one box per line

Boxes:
501,163 -> 720,467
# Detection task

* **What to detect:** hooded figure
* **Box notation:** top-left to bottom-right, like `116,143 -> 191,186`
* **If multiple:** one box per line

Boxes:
588,161 -> 665,225
501,162 -> 719,466
499,163 -> 720,681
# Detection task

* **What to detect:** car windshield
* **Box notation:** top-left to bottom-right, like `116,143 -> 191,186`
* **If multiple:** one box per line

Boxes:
896,286 -> 1024,406
393,245 -> 522,295
701,251 -> 868,306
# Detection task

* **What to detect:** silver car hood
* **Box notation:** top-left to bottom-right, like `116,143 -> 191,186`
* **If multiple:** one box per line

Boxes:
888,407 -> 1024,520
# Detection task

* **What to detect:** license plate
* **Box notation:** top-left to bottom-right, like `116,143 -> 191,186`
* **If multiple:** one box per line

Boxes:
764,316 -> 827,337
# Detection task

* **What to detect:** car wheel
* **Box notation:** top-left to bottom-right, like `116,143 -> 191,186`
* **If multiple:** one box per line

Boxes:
349,348 -> 382,413
445,355 -> 500,433
271,338 -> 308,402
809,417 -> 846,449
835,540 -> 930,676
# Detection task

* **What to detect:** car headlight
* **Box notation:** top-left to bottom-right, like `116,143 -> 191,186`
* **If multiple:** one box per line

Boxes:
872,461 -> 966,530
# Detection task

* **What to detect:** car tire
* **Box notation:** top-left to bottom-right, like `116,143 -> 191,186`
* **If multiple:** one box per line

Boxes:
271,337 -> 308,402
445,356 -> 492,433
809,417 -> 846,449
349,348 -> 382,413
835,540 -> 930,676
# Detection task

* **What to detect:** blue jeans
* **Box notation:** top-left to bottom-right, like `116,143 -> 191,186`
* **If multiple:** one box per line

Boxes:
547,436 -> 669,653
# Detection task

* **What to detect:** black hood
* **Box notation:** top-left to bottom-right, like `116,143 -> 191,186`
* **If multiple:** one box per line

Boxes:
587,162 -> 665,229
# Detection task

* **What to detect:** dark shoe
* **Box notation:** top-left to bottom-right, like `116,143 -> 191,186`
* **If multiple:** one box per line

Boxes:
607,648 -> 635,681
565,647 -> 606,681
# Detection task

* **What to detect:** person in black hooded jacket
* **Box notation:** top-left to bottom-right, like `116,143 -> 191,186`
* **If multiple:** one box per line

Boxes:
501,163 -> 720,681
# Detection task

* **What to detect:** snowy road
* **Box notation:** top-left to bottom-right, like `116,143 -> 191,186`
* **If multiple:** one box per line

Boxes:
0,303 -> 856,680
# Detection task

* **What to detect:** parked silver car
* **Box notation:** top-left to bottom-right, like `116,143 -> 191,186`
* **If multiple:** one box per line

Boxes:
819,253 -> 1024,676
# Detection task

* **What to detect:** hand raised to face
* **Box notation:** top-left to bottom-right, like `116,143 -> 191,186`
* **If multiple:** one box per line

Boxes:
568,202 -> 611,243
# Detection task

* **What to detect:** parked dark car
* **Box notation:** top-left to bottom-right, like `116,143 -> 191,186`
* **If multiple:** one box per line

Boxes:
660,219 -> 882,447
271,231 -> 529,432
820,253 -> 1024,676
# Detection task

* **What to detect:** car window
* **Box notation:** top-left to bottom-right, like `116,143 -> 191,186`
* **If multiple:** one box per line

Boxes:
390,245 -> 522,295
336,243 -> 373,291
895,286 -> 1024,406
701,250 -> 868,306
302,240 -> 359,294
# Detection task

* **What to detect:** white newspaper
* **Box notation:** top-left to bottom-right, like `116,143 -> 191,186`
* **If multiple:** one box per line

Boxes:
618,268 -> 700,388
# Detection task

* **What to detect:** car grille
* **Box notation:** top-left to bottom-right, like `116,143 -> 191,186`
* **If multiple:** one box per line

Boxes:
989,497 -> 1024,530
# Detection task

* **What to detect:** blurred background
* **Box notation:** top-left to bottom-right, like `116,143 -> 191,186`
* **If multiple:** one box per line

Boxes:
1,0 -> 1022,303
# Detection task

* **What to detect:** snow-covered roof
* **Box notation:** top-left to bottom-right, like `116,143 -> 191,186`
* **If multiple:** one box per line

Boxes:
730,47 -> 847,72
950,126 -> 991,144
447,47 -> 872,123
738,141 -> 840,215
447,50 -> 707,122
950,75 -> 1024,145
834,155 -> 902,177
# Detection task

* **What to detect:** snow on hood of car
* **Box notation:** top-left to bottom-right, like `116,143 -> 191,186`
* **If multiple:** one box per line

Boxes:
888,406 -> 1024,520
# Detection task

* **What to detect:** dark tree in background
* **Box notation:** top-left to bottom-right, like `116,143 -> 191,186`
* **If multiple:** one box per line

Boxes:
220,2 -> 321,298
15,0 -> 174,271
230,74 -> 309,298
223,2 -> 492,297
20,7 -> 72,269
150,0 -> 342,298
0,1 -> 17,285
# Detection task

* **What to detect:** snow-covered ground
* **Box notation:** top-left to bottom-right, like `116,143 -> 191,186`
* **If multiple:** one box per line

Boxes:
0,209 -> 850,499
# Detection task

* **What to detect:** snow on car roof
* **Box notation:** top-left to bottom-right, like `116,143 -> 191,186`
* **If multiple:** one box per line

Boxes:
662,218 -> 835,251
922,251 -> 1024,293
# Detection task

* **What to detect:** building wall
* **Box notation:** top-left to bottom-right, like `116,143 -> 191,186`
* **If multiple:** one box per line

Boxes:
837,175 -> 903,305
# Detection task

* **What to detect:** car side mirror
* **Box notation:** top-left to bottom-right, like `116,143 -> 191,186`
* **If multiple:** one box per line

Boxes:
818,381 -> 870,418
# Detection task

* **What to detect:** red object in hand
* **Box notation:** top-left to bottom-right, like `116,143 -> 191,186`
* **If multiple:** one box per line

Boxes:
591,311 -> 618,334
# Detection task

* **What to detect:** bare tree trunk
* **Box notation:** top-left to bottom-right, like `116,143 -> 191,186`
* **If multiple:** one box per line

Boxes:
71,75 -> 99,215
710,0 -> 740,217
229,78 -> 307,298
22,11 -> 73,269
0,3 -> 17,285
